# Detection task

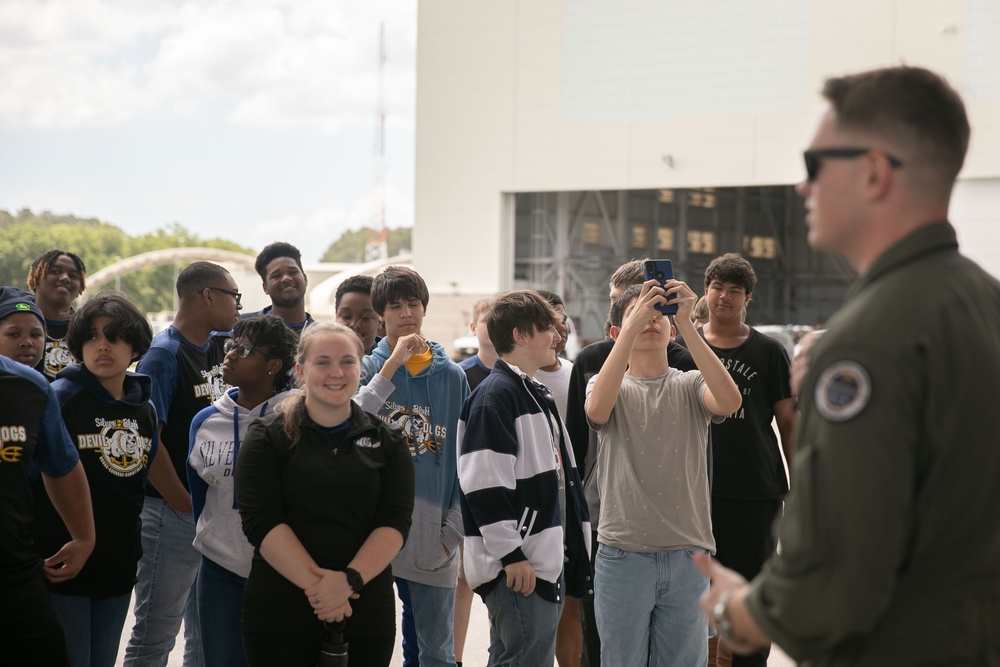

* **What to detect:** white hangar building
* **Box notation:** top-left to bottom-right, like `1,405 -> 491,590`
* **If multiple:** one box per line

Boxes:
411,0 -> 1000,344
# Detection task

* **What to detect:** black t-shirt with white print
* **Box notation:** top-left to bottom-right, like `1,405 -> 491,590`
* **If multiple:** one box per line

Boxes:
679,327 -> 792,499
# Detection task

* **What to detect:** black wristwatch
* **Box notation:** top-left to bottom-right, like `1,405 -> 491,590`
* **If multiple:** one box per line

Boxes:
344,567 -> 365,593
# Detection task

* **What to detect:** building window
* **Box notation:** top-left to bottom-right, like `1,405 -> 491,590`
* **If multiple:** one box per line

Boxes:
688,190 -> 717,208
632,226 -> 648,249
687,230 -> 716,254
657,227 -> 674,251
744,235 -> 778,259
583,220 -> 601,245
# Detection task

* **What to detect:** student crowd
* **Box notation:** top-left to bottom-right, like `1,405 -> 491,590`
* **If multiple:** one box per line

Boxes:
4,66 -> 1000,667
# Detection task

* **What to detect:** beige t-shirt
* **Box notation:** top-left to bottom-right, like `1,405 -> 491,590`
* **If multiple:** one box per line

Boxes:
587,368 -> 719,553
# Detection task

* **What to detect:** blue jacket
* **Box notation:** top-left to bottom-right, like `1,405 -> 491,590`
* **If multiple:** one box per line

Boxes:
457,359 -> 592,602
360,338 -> 470,587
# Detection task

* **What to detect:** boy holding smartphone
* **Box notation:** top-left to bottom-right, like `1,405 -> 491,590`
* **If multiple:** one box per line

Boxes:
585,279 -> 741,666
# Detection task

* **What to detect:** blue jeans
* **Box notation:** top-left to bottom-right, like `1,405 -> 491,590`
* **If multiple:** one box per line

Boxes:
51,592 -> 131,667
124,497 -> 203,667
483,575 -> 562,667
594,543 -> 709,667
395,577 -> 456,667
197,556 -> 247,667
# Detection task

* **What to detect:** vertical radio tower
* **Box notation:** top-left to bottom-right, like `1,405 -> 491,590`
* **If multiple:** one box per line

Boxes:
365,22 -> 389,262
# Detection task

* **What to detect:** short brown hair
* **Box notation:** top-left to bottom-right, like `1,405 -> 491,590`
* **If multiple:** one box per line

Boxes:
487,290 -> 560,356
609,259 -> 648,290
470,297 -> 495,325
609,285 -> 642,329
822,66 -> 969,190
370,266 -> 429,315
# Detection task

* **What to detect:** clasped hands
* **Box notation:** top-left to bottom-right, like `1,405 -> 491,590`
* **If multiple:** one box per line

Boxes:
305,563 -> 360,623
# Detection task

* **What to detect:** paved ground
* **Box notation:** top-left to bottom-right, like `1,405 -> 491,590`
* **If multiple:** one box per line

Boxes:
126,591 -> 795,666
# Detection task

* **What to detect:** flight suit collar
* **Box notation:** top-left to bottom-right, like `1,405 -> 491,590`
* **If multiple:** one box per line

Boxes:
846,221 -> 957,301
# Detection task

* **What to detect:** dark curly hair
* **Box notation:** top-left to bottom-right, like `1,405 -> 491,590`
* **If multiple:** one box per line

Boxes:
231,315 -> 299,392
66,291 -> 152,362
704,253 -> 756,295
254,242 -> 304,282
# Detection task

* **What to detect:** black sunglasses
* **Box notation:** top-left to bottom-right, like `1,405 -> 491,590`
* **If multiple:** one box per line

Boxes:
205,286 -> 242,307
224,338 -> 272,359
803,147 -> 903,182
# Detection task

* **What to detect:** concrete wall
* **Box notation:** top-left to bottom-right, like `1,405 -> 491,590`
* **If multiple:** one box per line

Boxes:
414,0 -> 1000,291
952,178 -> 1000,278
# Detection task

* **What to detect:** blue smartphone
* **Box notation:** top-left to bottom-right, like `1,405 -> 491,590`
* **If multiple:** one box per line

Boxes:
643,259 -> 678,315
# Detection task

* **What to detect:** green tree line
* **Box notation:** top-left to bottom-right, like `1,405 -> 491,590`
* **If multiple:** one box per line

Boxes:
1,208 -> 413,313
0,208 -> 253,314
320,226 -> 411,262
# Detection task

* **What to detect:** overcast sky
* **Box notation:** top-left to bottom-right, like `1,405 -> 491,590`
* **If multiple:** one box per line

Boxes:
0,0 -> 417,260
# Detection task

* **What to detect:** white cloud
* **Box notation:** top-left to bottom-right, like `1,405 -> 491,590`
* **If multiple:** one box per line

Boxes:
248,183 -> 414,261
0,0 -> 416,132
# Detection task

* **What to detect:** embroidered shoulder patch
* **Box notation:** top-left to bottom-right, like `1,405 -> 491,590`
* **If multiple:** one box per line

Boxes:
814,361 -> 871,422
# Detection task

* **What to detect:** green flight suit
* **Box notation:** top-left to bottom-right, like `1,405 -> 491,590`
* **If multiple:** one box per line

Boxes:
745,222 -> 1000,666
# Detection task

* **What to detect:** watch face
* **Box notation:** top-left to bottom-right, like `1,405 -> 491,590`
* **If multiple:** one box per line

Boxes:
346,567 -> 364,591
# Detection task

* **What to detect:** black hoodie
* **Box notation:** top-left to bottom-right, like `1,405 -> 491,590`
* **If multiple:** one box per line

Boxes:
31,364 -> 159,597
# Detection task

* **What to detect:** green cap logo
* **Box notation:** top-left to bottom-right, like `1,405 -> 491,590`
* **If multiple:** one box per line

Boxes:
15,303 -> 31,311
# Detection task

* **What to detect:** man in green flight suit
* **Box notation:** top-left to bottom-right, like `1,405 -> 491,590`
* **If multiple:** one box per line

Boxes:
696,66 -> 1000,666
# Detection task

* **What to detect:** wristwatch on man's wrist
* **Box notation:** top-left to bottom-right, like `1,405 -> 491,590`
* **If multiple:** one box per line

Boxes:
344,567 -> 365,593
713,589 -> 735,639
713,588 -> 756,653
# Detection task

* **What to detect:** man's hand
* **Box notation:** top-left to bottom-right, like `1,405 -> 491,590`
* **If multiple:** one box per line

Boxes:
504,561 -> 537,597
389,333 -> 427,365
693,553 -> 769,654
380,333 -> 428,378
619,280 -> 669,339
40,463 -> 95,584
42,538 -> 94,583
663,279 -> 698,326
